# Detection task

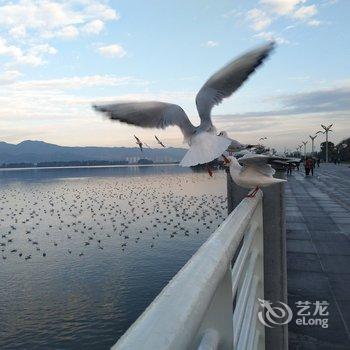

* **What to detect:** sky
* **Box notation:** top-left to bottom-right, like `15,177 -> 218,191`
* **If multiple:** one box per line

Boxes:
0,0 -> 349,152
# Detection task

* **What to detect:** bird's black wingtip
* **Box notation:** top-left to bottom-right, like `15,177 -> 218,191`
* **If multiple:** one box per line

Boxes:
92,104 -> 100,111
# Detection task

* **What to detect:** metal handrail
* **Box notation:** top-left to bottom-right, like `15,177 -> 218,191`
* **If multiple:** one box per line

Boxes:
112,191 -> 264,350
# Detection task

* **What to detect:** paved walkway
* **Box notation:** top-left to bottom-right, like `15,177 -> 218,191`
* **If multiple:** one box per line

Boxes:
286,163 -> 350,349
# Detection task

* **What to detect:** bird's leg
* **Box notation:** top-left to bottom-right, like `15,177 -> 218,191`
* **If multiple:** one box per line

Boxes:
246,186 -> 259,198
222,154 -> 230,164
206,165 -> 213,177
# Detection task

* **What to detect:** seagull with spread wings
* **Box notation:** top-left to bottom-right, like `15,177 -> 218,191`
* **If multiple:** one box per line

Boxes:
226,154 -> 286,197
155,135 -> 166,148
134,135 -> 143,152
93,42 -> 275,167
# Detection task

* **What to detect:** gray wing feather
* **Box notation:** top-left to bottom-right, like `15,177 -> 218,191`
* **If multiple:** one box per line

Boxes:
92,101 -> 196,139
239,154 -> 275,177
196,42 -> 275,127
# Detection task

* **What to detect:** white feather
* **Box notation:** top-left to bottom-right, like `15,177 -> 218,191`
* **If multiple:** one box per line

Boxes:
179,132 -> 231,167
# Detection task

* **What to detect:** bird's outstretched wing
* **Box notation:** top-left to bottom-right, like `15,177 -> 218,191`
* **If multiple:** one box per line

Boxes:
93,101 -> 195,140
155,135 -> 166,147
134,135 -> 141,143
196,42 -> 275,128
239,154 -> 276,177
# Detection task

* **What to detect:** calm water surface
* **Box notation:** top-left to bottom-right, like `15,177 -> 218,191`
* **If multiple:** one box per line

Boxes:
0,165 -> 227,349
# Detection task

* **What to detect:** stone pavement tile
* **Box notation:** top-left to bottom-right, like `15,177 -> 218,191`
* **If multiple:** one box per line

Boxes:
337,300 -> 350,331
287,240 -> 316,253
313,241 -> 350,255
292,222 -> 309,230
287,253 -> 323,272
326,212 -> 350,218
288,271 -> 332,299
300,212 -> 332,218
336,224 -> 350,236
303,217 -> 334,224
333,217 -> 350,224
288,296 -> 350,348
289,334 -> 350,350
287,229 -> 311,240
287,215 -> 305,223
320,255 -> 350,274
308,231 -> 349,242
306,222 -> 340,232
327,274 -> 350,301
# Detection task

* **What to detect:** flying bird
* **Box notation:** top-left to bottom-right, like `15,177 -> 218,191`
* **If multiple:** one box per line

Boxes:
93,42 -> 275,167
226,154 -> 286,197
259,137 -> 268,141
134,135 -> 143,152
155,135 -> 166,148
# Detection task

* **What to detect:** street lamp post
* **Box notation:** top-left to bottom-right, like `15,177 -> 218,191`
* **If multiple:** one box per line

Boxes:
309,134 -> 318,155
298,144 -> 303,157
319,124 -> 334,163
302,141 -> 308,158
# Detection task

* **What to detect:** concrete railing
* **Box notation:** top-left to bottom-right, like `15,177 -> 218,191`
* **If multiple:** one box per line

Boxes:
112,191 -> 265,350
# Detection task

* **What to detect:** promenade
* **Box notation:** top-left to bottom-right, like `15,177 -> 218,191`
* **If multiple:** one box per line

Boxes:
286,163 -> 350,349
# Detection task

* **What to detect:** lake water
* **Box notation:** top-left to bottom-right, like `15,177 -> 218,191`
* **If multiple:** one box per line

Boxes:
0,165 -> 227,349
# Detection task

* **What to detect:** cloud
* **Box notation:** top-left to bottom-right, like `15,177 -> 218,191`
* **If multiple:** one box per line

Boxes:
0,0 -> 119,35
216,84 -> 350,119
98,44 -> 126,58
246,8 -> 272,31
246,1 -> 321,45
307,19 -> 322,27
0,70 -> 21,84
9,25 -> 26,38
209,84 -> 350,149
1,80 -> 349,149
0,1 -> 120,67
204,40 -> 219,48
0,37 -> 57,66
56,25 -> 79,39
278,86 -> 350,114
254,31 -> 289,44
82,19 -> 104,34
11,75 -> 148,90
260,0 -> 306,16
293,5 -> 317,19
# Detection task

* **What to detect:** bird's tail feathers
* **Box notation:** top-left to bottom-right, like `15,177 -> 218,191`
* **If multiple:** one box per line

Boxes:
180,132 -> 231,167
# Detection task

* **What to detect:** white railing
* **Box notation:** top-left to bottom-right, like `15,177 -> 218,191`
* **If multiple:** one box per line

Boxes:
112,191 -> 264,350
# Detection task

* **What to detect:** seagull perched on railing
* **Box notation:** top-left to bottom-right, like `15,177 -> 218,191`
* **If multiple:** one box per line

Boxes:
226,154 -> 286,197
93,42 -> 275,167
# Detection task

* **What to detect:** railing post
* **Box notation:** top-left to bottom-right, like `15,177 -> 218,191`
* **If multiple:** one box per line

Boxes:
226,168 -> 288,350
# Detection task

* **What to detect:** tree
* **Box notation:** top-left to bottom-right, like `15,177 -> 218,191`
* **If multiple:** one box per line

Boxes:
336,138 -> 350,161
320,141 -> 335,161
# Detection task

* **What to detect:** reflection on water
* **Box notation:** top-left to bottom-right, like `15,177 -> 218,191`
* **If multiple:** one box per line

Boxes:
0,165 -> 227,349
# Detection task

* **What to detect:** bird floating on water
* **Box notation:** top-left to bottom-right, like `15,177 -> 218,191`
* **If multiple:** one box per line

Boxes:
93,42 -> 275,167
227,154 -> 286,197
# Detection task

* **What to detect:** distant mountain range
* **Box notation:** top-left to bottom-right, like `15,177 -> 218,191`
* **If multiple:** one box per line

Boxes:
0,140 -> 187,165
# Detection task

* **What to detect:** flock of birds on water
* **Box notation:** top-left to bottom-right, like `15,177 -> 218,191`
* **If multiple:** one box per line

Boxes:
0,174 -> 227,262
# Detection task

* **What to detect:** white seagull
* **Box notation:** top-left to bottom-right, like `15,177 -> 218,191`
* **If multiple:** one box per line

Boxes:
227,154 -> 286,197
93,42 -> 275,167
